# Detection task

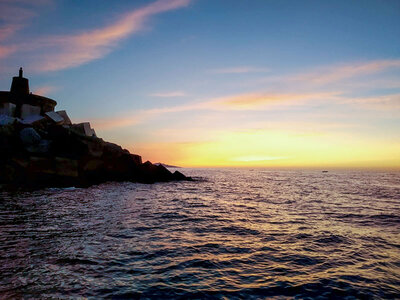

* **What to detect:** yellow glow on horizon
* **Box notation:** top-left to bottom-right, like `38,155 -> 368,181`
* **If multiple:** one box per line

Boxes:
132,129 -> 400,169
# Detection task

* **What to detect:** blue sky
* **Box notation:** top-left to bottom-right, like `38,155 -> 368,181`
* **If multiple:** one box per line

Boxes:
1,0 -> 399,167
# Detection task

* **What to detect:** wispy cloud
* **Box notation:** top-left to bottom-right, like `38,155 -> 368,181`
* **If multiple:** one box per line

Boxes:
292,60 -> 400,85
210,66 -> 269,74
31,0 -> 190,71
213,92 -> 338,110
340,93 -> 400,111
0,0 -> 53,61
150,91 -> 186,97
257,59 -> 400,89
0,0 -> 190,72
89,91 -> 338,130
0,45 -> 17,59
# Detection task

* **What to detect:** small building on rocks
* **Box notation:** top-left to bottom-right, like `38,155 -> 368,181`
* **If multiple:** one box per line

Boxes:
0,68 -> 96,137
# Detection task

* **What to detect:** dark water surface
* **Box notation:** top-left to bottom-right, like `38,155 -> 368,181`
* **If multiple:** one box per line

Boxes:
1,169 -> 399,299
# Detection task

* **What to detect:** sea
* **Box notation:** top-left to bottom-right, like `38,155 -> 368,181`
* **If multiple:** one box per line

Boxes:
0,169 -> 399,299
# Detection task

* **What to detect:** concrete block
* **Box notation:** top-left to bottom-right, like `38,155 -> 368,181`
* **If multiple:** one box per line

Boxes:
20,115 -> 46,125
21,104 -> 41,119
71,122 -> 97,137
45,111 -> 64,124
0,103 -> 16,116
0,115 -> 15,125
20,127 -> 41,145
56,110 -> 72,125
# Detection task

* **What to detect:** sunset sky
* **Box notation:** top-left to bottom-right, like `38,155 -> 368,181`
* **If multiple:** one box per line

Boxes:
1,0 -> 399,168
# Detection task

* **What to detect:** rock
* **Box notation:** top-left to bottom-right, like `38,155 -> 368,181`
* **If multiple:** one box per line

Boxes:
26,139 -> 51,154
172,170 -> 188,180
45,111 -> 64,124
81,159 -> 104,172
29,156 -> 55,175
131,154 -> 142,165
56,110 -> 72,125
0,103 -> 16,116
0,115 -> 15,125
80,138 -> 104,157
55,157 -> 79,177
0,121 -> 191,189
20,127 -> 41,146
20,115 -> 46,125
71,122 -> 96,137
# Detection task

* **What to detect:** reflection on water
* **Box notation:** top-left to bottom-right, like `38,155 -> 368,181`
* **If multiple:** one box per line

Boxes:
0,169 -> 399,298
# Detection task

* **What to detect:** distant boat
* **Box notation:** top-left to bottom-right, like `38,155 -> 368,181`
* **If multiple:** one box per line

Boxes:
322,170 -> 328,173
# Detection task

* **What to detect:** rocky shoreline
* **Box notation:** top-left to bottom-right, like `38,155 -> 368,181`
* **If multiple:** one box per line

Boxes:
0,120 -> 192,190
0,69 -> 192,190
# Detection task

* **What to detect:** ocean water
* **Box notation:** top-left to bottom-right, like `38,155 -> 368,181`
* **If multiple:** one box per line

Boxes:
0,169 -> 399,299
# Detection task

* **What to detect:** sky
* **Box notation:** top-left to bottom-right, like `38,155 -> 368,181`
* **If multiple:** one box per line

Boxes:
0,0 -> 399,168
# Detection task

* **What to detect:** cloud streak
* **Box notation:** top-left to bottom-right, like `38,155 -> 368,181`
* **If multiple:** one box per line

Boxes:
0,0 -> 190,72
210,66 -> 269,74
150,91 -> 186,97
292,60 -> 400,85
90,91 -> 338,130
31,0 -> 190,71
258,59 -> 400,89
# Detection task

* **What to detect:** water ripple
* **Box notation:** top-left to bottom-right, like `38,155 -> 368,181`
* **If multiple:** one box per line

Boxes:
0,169 -> 399,298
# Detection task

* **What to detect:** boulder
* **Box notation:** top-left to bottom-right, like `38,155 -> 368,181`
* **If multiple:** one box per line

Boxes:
0,120 -> 192,189
20,115 -> 46,125
20,127 -> 41,146
131,154 -> 142,165
45,111 -> 64,124
29,156 -> 55,175
0,115 -> 15,126
26,139 -> 51,154
71,122 -> 96,137
56,110 -> 72,125
0,103 -> 16,116
172,170 -> 188,180
55,157 -> 79,177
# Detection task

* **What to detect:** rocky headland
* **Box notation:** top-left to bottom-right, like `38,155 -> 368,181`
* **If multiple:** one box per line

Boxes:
0,69 -> 191,189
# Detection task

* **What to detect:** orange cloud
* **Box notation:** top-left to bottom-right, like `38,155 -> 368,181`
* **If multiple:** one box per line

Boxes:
29,0 -> 191,71
214,92 -> 338,109
87,91 -> 338,131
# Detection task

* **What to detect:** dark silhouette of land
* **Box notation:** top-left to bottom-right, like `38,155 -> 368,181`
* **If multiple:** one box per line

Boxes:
0,69 -> 191,189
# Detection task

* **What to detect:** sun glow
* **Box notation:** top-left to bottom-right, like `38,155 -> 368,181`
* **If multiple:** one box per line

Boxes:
133,129 -> 400,169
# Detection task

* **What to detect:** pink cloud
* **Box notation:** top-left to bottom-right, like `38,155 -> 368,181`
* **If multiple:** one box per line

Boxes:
28,0 -> 191,71
0,0 -> 53,61
0,45 -> 18,59
32,85 -> 58,96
